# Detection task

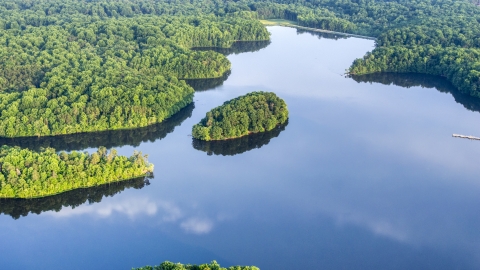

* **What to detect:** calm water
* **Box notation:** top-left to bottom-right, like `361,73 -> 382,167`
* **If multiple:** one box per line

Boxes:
1,26 -> 479,270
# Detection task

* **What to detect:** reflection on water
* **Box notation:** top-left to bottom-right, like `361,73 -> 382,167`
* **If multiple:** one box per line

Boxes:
188,41 -> 269,91
2,27 -> 480,270
185,71 -> 231,91
192,40 -> 271,56
192,122 -> 288,156
0,103 -> 194,152
0,177 -> 150,220
350,73 -> 480,113
296,29 -> 349,40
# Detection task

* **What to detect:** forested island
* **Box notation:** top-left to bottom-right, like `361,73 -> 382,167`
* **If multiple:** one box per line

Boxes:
134,261 -> 259,270
192,92 -> 288,141
0,146 -> 153,198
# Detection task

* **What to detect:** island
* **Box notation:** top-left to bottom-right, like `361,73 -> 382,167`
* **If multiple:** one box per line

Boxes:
192,91 -> 288,141
0,146 -> 153,199
133,260 -> 259,270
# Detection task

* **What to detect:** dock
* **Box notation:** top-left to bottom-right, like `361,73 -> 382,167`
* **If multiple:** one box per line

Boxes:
452,134 -> 480,140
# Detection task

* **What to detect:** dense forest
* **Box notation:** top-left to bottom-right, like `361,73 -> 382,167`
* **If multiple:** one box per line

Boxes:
349,45 -> 480,97
192,92 -> 288,141
193,121 -> 287,156
2,0 -> 480,137
0,176 -> 149,219
133,261 -> 259,270
0,103 -> 194,152
0,146 -> 153,198
0,1 -> 269,138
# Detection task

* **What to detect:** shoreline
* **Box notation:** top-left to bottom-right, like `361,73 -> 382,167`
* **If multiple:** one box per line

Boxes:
261,19 -> 377,40
0,174 -> 151,200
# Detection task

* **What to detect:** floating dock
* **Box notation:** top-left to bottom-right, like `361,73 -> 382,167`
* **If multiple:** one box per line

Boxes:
452,134 -> 480,140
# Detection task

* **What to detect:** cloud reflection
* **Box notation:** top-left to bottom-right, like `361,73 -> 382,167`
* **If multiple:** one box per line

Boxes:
46,197 -> 219,235
181,218 -> 214,234
334,212 -> 409,243
46,198 -> 158,219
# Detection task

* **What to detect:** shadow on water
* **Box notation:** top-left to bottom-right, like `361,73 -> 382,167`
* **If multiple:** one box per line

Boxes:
0,176 -> 151,220
192,40 -> 271,56
350,73 -> 480,113
187,41 -> 270,92
0,103 -> 195,152
185,70 -> 231,91
296,29 -> 349,40
192,121 -> 288,156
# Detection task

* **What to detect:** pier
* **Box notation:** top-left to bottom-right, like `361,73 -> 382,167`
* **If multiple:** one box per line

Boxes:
452,134 -> 480,140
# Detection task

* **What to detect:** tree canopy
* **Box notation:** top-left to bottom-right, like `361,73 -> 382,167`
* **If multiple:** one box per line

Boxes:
192,91 -> 288,141
133,260 -> 259,270
0,2 -> 269,138
0,146 -> 153,198
3,0 -> 480,137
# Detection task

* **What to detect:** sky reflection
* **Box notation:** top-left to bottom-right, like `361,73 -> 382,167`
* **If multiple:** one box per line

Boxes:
0,26 -> 479,270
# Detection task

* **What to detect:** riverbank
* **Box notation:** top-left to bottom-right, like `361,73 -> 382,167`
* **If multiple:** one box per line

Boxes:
260,19 -> 376,40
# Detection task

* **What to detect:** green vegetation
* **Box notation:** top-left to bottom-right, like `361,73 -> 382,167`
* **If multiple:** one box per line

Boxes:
0,146 -> 153,198
0,176 -> 149,219
0,103 -> 194,152
133,260 -> 259,270
0,2 -> 269,138
250,0 -> 480,99
349,46 -> 480,97
192,92 -> 288,141
3,0 -> 479,137
260,19 -> 297,26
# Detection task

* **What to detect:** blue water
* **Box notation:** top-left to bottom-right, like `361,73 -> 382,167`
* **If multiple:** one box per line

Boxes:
1,26 -> 479,270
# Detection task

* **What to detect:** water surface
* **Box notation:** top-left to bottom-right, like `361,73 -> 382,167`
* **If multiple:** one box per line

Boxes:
1,26 -> 479,270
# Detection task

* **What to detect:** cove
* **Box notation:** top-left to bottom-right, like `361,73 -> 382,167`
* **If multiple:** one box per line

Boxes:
0,26 -> 479,270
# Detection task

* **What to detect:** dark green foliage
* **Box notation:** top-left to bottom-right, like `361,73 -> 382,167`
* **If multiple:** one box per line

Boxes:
0,103 -> 194,152
349,45 -> 480,97
133,260 -> 259,270
193,121 -> 287,156
0,4 -> 269,138
192,92 -> 288,141
0,146 -> 153,198
4,0 -> 480,134
0,176 -> 149,219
